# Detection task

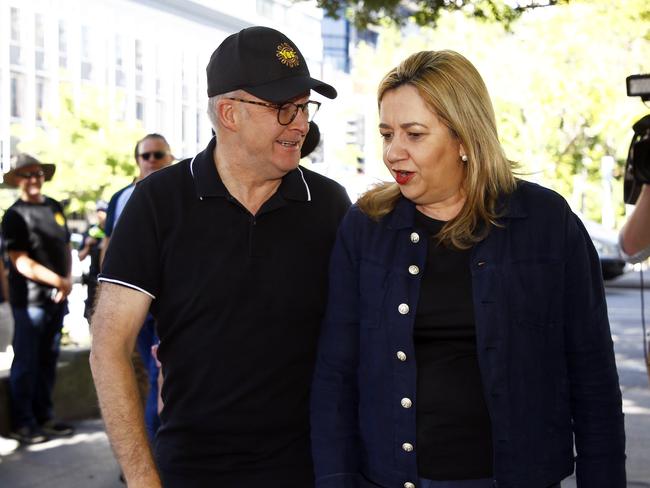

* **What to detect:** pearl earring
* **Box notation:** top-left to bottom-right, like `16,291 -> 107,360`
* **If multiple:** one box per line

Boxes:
461,155 -> 468,163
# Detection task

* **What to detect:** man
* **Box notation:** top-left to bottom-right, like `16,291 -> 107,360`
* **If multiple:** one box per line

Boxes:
102,133 -> 174,443
1,153 -> 73,444
90,26 -> 350,488
102,133 -> 174,258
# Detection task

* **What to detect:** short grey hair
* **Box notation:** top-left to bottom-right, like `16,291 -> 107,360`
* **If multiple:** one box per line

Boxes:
206,90 -> 242,131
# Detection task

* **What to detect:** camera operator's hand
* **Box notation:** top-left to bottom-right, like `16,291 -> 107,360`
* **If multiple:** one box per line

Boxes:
620,184 -> 650,263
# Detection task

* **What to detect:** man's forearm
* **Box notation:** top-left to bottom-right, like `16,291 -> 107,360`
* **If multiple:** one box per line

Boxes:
90,342 -> 161,487
90,283 -> 160,488
13,254 -> 66,289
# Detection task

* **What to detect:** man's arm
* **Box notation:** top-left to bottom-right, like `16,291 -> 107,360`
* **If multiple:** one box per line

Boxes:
89,282 -> 161,488
8,250 -> 72,303
620,184 -> 650,260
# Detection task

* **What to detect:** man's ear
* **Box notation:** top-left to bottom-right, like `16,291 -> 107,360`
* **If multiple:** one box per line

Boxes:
216,98 -> 238,132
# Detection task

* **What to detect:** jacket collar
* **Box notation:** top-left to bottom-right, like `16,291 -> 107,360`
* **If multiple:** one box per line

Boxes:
190,136 -> 311,202
386,180 -> 528,230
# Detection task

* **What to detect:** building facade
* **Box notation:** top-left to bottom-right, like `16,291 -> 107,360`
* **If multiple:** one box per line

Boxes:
0,0 -> 326,169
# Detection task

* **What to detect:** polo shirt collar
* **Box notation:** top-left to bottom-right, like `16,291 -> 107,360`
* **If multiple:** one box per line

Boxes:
191,136 -> 228,198
191,136 -> 310,202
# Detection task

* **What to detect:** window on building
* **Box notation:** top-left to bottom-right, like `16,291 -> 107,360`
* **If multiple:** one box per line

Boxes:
36,76 -> 48,121
10,72 -> 26,118
81,25 -> 93,80
10,7 -> 22,66
136,97 -> 144,121
115,35 -> 125,87
10,136 -> 21,155
156,100 -> 165,133
59,20 -> 68,68
256,0 -> 274,18
35,14 -> 45,71
155,47 -> 162,97
181,55 -> 189,101
135,39 -> 144,91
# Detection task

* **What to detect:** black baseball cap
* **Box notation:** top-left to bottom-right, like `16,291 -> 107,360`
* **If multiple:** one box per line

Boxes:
206,26 -> 337,103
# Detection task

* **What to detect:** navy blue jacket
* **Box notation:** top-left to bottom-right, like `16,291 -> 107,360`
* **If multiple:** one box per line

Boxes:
311,181 -> 626,488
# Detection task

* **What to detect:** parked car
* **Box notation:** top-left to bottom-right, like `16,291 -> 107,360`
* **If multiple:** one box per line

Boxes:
578,214 -> 627,281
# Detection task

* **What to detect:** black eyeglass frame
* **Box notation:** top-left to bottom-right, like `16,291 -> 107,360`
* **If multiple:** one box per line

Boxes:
226,97 -> 321,126
138,151 -> 169,161
15,170 -> 45,179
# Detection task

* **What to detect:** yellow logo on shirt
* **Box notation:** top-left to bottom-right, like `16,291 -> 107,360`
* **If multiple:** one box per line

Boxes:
54,212 -> 65,227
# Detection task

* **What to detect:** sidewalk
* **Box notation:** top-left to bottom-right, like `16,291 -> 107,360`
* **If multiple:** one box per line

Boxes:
0,419 -> 123,488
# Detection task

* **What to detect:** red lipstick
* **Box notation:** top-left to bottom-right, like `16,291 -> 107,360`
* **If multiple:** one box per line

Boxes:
394,171 -> 414,185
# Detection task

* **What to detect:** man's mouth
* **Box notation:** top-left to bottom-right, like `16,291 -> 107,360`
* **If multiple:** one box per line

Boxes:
277,140 -> 300,148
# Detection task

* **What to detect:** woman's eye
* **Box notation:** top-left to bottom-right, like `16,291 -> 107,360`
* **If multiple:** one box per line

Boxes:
408,132 -> 422,139
380,133 -> 392,140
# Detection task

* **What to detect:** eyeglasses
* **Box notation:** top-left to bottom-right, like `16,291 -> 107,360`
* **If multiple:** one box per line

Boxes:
15,170 -> 45,179
139,151 -> 169,161
226,97 -> 321,126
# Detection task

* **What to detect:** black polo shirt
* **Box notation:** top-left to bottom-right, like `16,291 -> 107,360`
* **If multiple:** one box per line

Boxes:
1,197 -> 70,307
99,137 -> 351,487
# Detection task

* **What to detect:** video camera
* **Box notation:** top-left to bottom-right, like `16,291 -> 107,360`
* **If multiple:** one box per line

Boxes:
624,74 -> 650,204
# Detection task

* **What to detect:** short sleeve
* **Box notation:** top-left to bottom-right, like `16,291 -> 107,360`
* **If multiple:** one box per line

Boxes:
99,182 -> 160,299
1,208 -> 30,252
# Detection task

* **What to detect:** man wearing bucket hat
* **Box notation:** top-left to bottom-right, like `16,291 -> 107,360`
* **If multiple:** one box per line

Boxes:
90,26 -> 350,488
1,153 -> 74,444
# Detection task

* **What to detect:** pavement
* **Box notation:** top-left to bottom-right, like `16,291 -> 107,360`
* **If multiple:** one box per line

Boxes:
0,272 -> 649,487
0,419 -> 123,488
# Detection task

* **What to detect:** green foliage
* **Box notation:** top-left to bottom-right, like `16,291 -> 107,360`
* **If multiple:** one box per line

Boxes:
8,84 -> 145,216
350,0 -> 650,225
311,0 -> 568,31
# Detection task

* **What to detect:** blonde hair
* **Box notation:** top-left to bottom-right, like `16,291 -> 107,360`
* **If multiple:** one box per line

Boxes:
358,50 -> 517,248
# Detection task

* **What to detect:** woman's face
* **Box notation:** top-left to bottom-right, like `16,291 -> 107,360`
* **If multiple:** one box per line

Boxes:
379,84 -> 465,209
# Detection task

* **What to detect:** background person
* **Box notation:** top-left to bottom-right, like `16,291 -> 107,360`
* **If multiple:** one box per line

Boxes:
310,50 -> 626,488
1,153 -> 74,444
90,26 -> 350,488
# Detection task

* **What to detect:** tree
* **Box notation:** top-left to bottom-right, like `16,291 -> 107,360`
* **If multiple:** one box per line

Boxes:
349,0 -> 650,224
8,84 -> 145,217
309,0 -> 568,30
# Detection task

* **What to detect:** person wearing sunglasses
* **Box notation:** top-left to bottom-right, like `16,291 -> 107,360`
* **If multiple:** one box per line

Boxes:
1,153 -> 75,444
90,26 -> 350,488
100,133 -> 174,454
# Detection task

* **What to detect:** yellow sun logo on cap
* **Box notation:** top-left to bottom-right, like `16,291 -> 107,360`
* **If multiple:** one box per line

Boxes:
276,43 -> 299,68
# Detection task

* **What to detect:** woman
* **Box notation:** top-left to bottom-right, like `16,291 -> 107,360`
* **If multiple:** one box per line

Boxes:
310,51 -> 626,488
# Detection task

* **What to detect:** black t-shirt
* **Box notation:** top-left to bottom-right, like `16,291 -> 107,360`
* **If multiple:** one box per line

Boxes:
99,138 -> 351,486
413,211 -> 493,480
1,197 -> 70,307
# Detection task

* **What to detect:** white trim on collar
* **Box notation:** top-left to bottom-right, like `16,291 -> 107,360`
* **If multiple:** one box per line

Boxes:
296,167 -> 311,202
